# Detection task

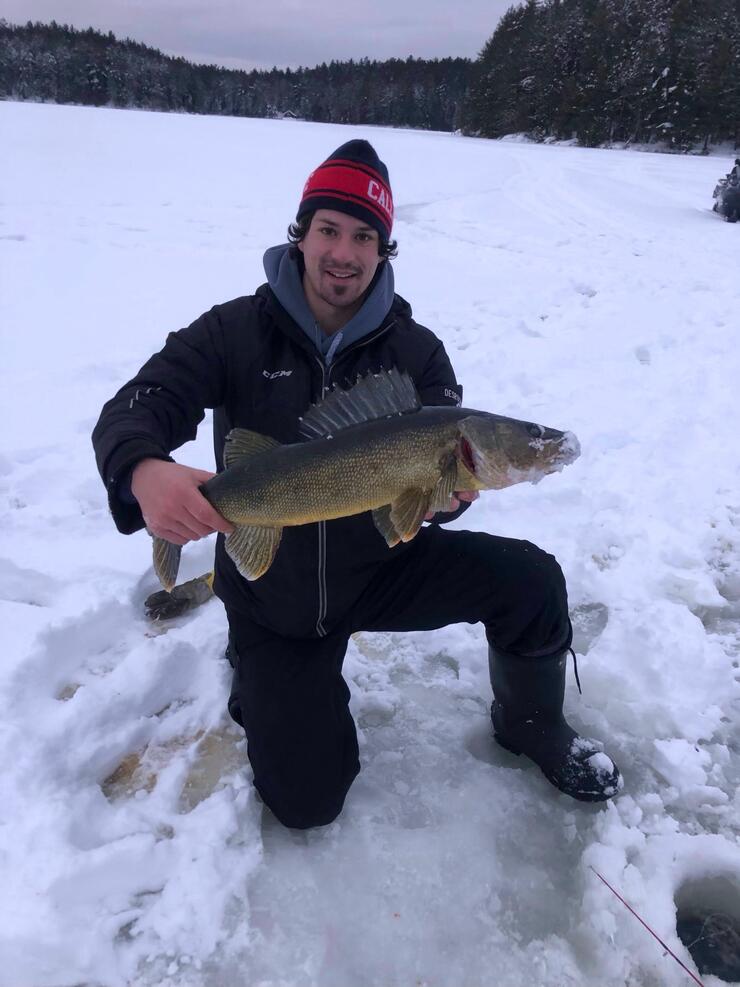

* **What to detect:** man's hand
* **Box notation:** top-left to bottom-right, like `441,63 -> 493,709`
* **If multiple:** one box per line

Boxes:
131,459 -> 235,546
424,490 -> 479,521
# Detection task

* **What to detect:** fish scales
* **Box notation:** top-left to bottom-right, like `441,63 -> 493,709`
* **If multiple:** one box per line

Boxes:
203,408 -> 465,528
148,369 -> 581,589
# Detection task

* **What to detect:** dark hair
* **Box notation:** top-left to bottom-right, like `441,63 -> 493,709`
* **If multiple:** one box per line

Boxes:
287,211 -> 398,259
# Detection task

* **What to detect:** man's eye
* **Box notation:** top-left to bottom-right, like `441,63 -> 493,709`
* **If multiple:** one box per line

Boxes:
356,233 -> 370,242
319,227 -> 336,236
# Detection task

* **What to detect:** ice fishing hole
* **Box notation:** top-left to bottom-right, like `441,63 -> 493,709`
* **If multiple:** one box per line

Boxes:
570,602 -> 609,655
675,874 -> 740,982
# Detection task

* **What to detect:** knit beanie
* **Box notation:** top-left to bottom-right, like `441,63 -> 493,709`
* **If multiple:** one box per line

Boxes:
297,139 -> 394,241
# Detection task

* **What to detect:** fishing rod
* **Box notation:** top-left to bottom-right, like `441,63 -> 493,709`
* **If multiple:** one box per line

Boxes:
590,866 -> 705,987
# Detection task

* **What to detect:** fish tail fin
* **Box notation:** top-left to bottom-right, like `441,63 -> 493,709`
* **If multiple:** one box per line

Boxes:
225,523 -> 283,581
152,536 -> 182,591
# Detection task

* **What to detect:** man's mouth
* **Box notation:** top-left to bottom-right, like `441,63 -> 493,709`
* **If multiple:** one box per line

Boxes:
324,269 -> 358,280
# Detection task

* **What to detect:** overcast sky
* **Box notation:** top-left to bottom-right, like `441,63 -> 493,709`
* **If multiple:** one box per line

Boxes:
1,0 -> 512,71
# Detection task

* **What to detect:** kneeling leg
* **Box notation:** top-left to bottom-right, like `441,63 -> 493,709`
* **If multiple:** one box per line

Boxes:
227,616 -> 360,829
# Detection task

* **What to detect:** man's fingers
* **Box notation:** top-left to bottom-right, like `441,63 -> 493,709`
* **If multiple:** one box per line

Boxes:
147,513 -> 209,543
148,499 -> 233,543
425,490 -> 479,520
148,525 -> 190,546
191,468 -> 217,484
187,496 -> 234,534
425,496 -> 459,520
182,511 -> 216,539
212,516 -> 235,535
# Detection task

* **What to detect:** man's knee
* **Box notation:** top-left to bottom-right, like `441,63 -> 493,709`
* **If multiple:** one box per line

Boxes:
260,786 -> 351,830
510,539 -> 566,596
455,530 -> 566,603
256,760 -> 359,830
484,538 -> 570,655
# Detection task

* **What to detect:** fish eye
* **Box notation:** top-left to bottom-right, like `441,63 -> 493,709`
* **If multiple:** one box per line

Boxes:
527,423 -> 545,439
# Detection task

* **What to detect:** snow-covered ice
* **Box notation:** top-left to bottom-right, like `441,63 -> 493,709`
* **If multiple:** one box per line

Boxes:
1,101 -> 739,987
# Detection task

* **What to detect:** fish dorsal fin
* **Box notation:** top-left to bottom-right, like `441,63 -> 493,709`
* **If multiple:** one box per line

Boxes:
224,428 -> 281,469
299,367 -> 421,440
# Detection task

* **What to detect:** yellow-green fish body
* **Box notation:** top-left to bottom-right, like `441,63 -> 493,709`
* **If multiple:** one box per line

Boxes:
152,369 -> 580,589
205,410 -> 471,526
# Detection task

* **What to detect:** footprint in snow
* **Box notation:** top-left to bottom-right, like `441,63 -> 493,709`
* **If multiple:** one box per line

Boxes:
573,282 -> 598,298
102,727 -> 246,811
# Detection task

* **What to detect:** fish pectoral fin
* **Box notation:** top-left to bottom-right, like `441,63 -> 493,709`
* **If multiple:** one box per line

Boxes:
372,505 -> 402,548
223,428 -> 281,469
225,523 -> 283,581
390,487 -> 433,543
151,534 -> 182,591
428,451 -> 459,512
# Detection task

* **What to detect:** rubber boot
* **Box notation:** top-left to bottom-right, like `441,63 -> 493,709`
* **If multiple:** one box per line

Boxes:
489,647 -> 622,802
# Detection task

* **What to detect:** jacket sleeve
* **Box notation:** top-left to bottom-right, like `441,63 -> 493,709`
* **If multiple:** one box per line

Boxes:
414,332 -> 472,525
92,305 -> 228,534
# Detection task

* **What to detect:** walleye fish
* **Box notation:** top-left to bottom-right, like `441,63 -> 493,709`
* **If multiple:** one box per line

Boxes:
152,368 -> 580,590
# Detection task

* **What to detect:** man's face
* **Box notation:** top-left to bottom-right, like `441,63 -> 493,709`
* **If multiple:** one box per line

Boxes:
298,209 -> 383,323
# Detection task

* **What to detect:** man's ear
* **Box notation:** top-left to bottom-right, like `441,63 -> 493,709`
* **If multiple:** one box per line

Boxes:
297,239 -> 305,254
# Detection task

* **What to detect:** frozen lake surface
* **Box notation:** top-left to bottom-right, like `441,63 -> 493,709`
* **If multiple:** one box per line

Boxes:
1,101 -> 739,987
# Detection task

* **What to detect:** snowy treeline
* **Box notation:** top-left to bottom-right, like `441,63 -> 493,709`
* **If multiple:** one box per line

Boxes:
465,0 -> 740,150
0,20 -> 471,132
2,0 -> 738,151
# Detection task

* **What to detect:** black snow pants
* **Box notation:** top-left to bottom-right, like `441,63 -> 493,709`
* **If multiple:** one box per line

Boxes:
226,525 -> 571,829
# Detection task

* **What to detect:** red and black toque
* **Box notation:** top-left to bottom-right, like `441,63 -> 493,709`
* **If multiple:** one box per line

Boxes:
297,140 -> 394,241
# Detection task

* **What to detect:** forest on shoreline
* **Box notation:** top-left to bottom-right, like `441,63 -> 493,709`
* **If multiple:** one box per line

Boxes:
2,1 -> 738,152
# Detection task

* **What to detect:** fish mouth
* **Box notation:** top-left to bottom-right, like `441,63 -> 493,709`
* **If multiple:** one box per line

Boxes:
525,430 -> 581,466
459,425 -> 581,489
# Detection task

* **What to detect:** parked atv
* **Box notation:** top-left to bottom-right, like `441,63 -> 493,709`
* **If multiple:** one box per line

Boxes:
713,177 -> 740,223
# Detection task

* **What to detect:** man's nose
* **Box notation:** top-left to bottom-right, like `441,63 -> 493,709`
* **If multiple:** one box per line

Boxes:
328,236 -> 355,265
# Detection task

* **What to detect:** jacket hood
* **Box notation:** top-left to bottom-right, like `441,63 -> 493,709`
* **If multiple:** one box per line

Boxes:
263,243 -> 396,365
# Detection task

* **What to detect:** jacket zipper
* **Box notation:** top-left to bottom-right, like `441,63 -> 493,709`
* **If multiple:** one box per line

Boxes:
314,357 -> 330,636
312,321 -> 397,637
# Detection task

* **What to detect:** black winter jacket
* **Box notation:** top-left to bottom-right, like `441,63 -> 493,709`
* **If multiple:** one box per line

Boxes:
92,284 -> 465,637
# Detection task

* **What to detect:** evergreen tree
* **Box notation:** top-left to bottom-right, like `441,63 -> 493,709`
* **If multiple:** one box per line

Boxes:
0,20 -> 472,134
466,0 -> 739,149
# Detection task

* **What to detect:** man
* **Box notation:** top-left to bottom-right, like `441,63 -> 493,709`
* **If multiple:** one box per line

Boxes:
93,140 -> 621,829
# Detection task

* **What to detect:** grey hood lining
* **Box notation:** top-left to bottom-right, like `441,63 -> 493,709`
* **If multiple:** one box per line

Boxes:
263,243 -> 395,365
